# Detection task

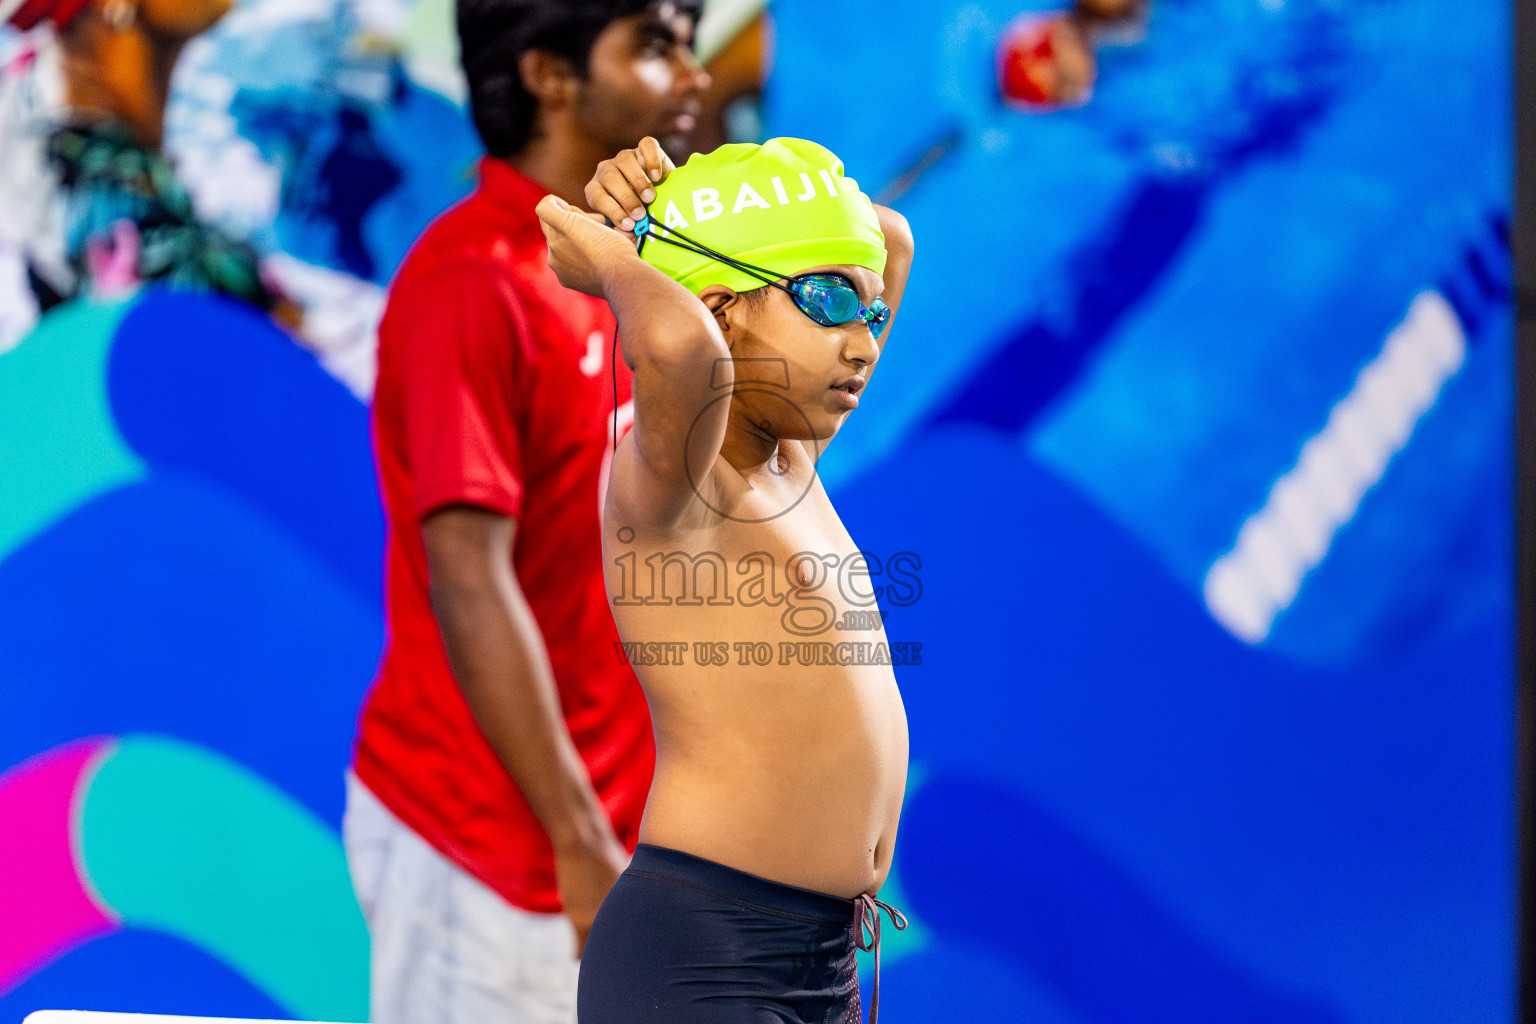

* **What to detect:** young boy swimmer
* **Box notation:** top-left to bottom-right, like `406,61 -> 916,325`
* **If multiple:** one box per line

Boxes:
535,136 -> 915,1024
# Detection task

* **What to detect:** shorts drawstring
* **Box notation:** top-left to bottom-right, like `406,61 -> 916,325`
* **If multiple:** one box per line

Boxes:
851,893 -> 908,1024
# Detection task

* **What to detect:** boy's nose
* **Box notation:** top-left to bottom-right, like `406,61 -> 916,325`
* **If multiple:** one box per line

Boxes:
846,328 -> 880,367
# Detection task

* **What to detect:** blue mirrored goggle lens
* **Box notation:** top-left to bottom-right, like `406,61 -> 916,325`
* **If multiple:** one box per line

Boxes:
821,285 -> 862,322
789,279 -> 840,325
791,276 -> 886,333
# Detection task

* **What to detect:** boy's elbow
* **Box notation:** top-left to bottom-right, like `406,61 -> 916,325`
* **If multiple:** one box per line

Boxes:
877,206 -> 915,260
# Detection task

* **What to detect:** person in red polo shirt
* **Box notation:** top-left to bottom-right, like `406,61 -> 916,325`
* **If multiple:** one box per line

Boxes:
343,2 -> 709,1022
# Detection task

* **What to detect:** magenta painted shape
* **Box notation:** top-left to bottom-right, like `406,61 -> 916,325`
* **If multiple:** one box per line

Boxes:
0,737 -> 122,993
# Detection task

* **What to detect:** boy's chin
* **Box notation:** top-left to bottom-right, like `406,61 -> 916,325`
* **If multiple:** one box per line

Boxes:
806,415 -> 848,443
767,405 -> 848,443
771,423 -> 841,447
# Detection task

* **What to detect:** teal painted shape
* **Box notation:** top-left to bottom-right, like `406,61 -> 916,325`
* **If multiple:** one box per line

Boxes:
865,858 -> 932,963
78,736 -> 369,1022
857,760 -> 934,977
0,297 -> 146,561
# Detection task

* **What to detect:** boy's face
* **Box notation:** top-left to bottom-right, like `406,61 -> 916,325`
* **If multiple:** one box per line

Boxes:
577,3 -> 710,157
718,264 -> 885,443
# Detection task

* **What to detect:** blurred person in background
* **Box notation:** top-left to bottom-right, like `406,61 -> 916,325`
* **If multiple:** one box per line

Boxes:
998,0 -> 1148,109
343,1 -> 708,1023
688,2 -> 767,152
0,0 -> 292,350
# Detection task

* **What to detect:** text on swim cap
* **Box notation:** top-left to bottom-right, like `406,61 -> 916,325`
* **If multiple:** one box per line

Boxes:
661,168 -> 846,232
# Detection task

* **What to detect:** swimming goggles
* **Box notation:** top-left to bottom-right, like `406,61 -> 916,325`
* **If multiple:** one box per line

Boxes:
634,215 -> 891,339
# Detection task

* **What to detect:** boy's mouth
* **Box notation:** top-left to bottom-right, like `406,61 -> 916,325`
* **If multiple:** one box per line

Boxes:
831,375 -> 866,396
830,375 -> 865,410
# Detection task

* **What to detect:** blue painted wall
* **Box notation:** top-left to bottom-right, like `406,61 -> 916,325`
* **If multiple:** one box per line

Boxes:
0,0 -> 1512,1021
770,1 -> 1513,1021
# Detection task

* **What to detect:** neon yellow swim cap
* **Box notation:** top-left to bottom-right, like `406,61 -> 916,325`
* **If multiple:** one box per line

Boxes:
640,138 -> 887,295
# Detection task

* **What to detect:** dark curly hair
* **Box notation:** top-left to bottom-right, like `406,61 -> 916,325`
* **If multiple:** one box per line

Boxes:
457,0 -> 703,158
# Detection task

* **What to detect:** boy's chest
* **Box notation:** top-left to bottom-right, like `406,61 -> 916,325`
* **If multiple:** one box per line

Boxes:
620,491 -> 889,643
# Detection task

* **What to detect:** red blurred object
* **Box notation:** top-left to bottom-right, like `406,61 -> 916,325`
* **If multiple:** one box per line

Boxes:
997,12 -> 1096,109
7,0 -> 93,31
998,15 -> 1058,105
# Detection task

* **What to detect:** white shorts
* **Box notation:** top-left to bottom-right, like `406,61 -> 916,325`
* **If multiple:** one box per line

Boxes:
342,772 -> 580,1024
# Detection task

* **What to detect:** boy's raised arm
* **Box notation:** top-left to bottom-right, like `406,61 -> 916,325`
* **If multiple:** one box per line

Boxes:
870,204 -> 915,361
536,189 -> 730,530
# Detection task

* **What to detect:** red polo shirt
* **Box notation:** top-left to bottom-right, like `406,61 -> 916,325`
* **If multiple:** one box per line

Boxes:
354,157 -> 650,913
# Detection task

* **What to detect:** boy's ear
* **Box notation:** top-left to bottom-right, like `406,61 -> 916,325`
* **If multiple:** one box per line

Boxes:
697,286 -> 742,346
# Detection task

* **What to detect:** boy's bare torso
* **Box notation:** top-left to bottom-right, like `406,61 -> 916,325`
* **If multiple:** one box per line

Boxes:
604,437 -> 909,899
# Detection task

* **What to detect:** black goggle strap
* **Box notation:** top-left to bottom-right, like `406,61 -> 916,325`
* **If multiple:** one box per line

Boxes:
635,217 -> 793,295
636,216 -> 882,326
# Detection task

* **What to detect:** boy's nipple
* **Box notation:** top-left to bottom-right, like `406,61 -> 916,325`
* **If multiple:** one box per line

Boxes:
797,560 -> 815,588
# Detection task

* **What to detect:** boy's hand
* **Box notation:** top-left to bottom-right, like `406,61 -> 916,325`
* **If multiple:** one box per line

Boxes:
536,195 -> 636,298
584,136 -> 675,233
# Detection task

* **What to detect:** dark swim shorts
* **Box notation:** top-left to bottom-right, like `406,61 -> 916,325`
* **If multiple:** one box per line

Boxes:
577,843 -> 906,1024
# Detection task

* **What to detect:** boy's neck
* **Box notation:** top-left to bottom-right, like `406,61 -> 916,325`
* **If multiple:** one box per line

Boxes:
718,414 -> 785,475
